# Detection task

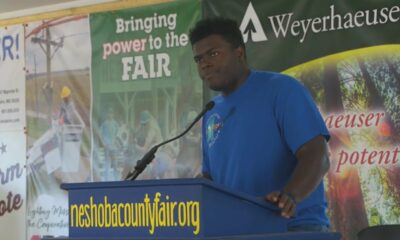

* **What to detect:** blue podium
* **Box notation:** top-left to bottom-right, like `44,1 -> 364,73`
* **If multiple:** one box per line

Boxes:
42,178 -> 341,240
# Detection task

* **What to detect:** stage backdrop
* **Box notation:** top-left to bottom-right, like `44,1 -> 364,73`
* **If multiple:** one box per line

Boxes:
5,0 -> 397,239
203,0 -> 400,239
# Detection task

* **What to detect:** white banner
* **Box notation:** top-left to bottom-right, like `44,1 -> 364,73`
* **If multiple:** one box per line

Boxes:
25,16 -> 91,240
0,25 -> 25,132
0,24 -> 26,240
0,131 -> 26,240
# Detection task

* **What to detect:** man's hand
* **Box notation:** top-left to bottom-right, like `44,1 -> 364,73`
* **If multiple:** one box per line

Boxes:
265,135 -> 329,219
265,191 -> 296,218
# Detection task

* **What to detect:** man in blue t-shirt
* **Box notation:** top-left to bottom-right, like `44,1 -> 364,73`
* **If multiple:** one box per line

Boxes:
189,18 -> 331,232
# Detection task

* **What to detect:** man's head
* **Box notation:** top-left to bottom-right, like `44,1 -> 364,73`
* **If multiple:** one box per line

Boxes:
189,18 -> 249,96
60,86 -> 71,102
189,18 -> 245,50
140,110 -> 151,126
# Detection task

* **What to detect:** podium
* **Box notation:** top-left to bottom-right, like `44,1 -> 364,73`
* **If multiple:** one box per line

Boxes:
43,178 -> 341,240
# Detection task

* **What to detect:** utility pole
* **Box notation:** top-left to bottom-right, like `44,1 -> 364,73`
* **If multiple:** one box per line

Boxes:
31,26 -> 63,124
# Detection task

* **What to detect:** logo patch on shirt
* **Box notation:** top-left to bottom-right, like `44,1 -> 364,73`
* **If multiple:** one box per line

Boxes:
206,113 -> 223,147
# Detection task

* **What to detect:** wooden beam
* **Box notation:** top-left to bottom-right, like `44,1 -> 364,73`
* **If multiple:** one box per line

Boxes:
0,0 -> 171,27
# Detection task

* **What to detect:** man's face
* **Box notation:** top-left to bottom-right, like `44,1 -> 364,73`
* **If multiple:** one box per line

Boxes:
192,34 -> 245,95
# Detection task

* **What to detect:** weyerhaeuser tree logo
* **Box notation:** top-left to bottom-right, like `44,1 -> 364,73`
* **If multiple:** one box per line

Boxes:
239,2 -> 268,43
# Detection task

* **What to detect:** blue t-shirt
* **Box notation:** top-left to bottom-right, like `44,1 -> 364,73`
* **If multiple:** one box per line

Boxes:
202,71 -> 330,227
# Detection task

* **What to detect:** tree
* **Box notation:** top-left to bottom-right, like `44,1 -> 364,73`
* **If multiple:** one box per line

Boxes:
323,59 -> 368,240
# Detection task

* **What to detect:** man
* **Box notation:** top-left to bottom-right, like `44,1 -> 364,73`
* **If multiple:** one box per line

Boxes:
59,86 -> 84,126
100,107 -> 119,180
133,110 -> 163,179
134,110 -> 163,155
57,86 -> 85,174
189,18 -> 330,232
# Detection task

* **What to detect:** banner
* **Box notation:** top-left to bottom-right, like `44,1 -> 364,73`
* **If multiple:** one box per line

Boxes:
203,0 -> 400,239
0,24 -> 26,240
0,131 -> 26,239
0,25 -> 25,131
90,0 -> 202,182
0,0 -> 397,239
25,16 -> 92,239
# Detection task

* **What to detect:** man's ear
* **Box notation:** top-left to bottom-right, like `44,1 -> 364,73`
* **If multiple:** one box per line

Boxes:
235,46 -> 246,60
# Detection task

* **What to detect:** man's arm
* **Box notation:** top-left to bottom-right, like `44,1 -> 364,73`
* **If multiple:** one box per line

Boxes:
265,135 -> 330,218
135,128 -> 156,153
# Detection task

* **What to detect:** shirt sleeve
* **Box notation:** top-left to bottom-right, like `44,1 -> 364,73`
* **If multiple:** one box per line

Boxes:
275,76 -> 330,155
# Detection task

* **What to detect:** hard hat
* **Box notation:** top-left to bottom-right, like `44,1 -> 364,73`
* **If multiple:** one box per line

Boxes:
140,110 -> 151,124
60,86 -> 71,98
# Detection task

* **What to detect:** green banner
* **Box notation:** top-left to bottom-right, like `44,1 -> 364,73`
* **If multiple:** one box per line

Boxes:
90,0 -> 202,181
204,0 -> 399,71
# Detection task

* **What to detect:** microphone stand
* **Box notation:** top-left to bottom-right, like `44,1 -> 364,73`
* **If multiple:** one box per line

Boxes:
124,101 -> 215,181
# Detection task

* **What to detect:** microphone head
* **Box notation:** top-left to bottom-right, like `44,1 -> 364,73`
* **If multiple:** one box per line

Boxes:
205,101 -> 215,111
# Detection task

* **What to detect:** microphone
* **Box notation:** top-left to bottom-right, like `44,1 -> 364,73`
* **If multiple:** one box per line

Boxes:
124,101 -> 215,181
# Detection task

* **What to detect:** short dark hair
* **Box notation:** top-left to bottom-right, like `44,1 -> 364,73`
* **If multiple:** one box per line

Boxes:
189,17 -> 245,49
